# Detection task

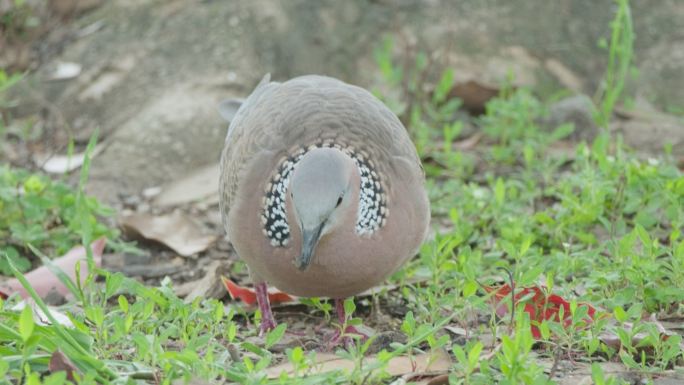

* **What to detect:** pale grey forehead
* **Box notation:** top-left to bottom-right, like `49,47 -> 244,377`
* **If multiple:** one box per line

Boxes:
290,148 -> 352,195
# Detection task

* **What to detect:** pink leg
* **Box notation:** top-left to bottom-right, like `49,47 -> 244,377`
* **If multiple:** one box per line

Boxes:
328,298 -> 368,348
255,282 -> 277,335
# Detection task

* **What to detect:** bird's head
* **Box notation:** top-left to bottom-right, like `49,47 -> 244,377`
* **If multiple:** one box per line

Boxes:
289,147 -> 355,271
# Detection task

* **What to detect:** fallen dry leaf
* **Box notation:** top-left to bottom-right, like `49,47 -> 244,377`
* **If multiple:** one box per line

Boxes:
120,211 -> 216,257
153,164 -> 220,207
0,238 -> 106,299
452,133 -> 483,151
221,276 -> 296,306
49,351 -> 78,381
447,79 -> 500,115
48,61 -> 82,81
34,143 -> 105,174
181,261 -> 228,302
12,300 -> 74,327
485,284 -> 599,339
266,349 -> 451,379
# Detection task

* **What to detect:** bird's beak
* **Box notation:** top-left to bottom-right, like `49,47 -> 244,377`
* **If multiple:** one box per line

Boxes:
294,222 -> 324,271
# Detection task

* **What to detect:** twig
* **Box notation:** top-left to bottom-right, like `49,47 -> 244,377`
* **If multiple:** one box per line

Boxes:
496,266 -> 516,333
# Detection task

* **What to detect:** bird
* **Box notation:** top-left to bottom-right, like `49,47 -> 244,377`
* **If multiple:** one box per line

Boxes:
218,74 -> 430,340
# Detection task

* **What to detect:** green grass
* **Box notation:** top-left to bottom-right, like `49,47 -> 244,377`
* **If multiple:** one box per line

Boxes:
2,0 -> 684,384
0,165 -> 118,275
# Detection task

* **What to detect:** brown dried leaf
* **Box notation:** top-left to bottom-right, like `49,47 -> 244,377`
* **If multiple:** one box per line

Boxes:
49,351 -> 78,381
120,212 -> 217,257
447,80 -> 499,115
153,164 -> 220,207
181,261 -> 229,301
452,133 -> 483,151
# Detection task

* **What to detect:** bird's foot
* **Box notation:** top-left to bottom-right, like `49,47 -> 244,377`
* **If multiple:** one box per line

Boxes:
258,315 -> 277,336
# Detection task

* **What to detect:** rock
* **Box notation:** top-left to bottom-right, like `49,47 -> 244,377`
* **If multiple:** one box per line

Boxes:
637,39 -> 684,113
544,58 -> 584,92
86,83 -> 231,202
367,330 -> 407,354
544,94 -> 599,141
613,113 -> 684,157
8,0 -> 684,207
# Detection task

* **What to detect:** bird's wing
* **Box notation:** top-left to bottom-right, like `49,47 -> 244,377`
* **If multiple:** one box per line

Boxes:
219,74 -> 279,224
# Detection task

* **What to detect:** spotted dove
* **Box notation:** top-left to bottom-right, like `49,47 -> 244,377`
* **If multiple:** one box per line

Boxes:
219,75 -> 430,337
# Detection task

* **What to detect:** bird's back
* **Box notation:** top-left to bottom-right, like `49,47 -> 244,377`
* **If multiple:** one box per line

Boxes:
220,75 -> 421,219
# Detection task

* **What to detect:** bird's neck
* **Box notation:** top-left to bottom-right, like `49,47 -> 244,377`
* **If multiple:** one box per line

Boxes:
261,139 -> 388,248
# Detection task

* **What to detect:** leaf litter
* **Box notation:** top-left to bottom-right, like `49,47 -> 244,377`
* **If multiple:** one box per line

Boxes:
119,211 -> 217,257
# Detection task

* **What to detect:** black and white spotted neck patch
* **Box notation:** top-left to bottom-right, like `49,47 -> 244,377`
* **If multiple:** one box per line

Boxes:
261,140 -> 388,247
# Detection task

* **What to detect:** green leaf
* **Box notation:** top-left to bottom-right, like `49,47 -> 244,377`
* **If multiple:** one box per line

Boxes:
468,342 -> 483,368
433,68 -> 454,104
343,298 -> 356,320
494,178 -> 506,206
19,305 -> 34,342
289,346 -> 304,364
550,123 -> 575,141
0,247 -> 31,275
401,311 -> 415,335
0,358 -> 8,377
452,344 -> 466,365
118,295 -> 129,313
519,265 -> 544,286
265,323 -> 287,349
591,363 -> 605,385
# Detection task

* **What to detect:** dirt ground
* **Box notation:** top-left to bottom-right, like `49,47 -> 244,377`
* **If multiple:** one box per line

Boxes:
2,0 -> 684,352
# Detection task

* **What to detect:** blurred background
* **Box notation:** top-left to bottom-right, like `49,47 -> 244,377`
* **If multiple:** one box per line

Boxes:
2,0 -> 683,200
1,0 -> 683,292
3,3 -> 684,380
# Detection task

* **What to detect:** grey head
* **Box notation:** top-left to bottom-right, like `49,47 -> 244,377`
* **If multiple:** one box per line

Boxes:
289,147 -> 356,271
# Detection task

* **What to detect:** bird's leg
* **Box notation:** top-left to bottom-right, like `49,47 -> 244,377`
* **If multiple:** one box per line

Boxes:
328,298 -> 368,347
255,282 -> 277,335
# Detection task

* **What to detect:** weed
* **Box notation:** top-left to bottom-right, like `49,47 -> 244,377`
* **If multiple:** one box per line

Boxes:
0,165 -> 118,274
2,0 -> 683,383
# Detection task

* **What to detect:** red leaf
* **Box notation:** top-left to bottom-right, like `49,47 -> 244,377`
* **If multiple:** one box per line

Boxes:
221,276 -> 296,306
0,238 -> 106,299
485,283 -> 599,339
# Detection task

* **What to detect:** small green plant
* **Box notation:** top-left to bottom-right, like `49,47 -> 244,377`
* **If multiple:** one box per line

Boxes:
0,69 -> 23,141
3,0 -> 683,383
0,166 -> 118,274
496,311 -> 550,384
594,0 -> 635,129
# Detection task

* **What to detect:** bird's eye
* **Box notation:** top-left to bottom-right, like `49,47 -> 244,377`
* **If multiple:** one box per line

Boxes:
335,196 -> 343,207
